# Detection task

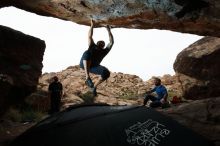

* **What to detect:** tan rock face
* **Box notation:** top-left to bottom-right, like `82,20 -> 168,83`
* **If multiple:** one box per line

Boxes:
34,65 -> 183,109
1,0 -> 220,36
174,37 -> 220,99
37,65 -> 149,108
0,25 -> 46,115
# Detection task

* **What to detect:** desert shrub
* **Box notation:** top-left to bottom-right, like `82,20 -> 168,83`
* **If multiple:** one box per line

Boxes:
21,109 -> 45,122
4,104 -> 46,123
79,91 -> 95,104
4,108 -> 22,122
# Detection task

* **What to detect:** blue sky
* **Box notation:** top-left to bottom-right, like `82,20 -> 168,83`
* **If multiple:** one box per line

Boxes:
0,7 -> 203,80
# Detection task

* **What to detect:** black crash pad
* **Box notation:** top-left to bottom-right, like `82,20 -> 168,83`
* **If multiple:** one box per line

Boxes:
10,104 -> 213,146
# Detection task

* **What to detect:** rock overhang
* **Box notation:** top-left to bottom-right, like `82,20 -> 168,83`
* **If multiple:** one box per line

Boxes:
0,0 -> 219,37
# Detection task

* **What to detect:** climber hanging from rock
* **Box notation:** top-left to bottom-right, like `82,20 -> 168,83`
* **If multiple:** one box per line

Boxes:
79,19 -> 114,96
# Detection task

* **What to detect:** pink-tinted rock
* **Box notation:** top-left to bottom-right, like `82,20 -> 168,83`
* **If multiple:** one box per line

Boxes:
0,0 -> 219,37
174,37 -> 220,99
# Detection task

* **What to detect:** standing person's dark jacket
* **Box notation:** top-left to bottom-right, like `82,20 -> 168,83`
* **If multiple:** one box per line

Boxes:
48,80 -> 63,114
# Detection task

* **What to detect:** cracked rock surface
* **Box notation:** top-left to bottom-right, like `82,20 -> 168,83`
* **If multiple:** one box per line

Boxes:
0,0 -> 220,36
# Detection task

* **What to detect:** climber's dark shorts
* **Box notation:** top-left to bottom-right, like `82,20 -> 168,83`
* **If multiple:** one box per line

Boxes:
80,64 -> 110,80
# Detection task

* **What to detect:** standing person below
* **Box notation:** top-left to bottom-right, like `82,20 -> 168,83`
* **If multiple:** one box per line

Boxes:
80,19 -> 114,96
143,77 -> 168,108
48,76 -> 63,114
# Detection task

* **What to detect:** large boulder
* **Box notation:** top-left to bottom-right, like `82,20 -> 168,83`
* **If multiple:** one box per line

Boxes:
36,65 -> 147,108
0,0 -> 220,37
174,37 -> 220,99
0,25 -> 45,115
162,97 -> 220,146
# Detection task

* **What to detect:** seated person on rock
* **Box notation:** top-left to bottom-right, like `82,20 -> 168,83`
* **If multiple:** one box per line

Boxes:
143,77 -> 168,108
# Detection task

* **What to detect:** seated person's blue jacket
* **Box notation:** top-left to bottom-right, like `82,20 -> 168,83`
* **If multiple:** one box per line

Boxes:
150,85 -> 168,101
